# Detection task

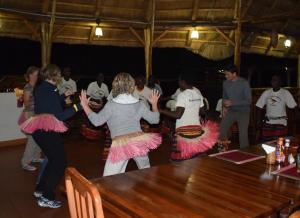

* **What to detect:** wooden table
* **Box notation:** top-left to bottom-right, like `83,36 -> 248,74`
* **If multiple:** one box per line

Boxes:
92,146 -> 299,218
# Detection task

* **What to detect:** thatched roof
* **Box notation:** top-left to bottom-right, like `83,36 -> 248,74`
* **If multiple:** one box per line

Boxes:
0,0 -> 299,60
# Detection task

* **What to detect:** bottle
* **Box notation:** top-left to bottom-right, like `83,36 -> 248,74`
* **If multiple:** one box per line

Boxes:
283,139 -> 290,165
297,145 -> 300,173
276,137 -> 284,164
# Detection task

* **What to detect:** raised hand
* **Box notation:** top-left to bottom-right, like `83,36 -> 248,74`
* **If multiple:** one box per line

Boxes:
64,89 -> 74,97
79,90 -> 89,108
148,89 -> 161,112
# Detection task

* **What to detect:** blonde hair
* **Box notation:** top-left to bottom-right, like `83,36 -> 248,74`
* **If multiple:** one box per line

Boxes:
24,66 -> 39,82
40,64 -> 61,84
111,73 -> 135,97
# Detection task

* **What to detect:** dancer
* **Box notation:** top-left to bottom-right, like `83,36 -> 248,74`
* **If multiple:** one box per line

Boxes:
160,71 -> 218,161
256,74 -> 297,141
87,73 -> 109,100
219,65 -> 251,148
20,66 -> 42,171
58,67 -> 77,94
80,73 -> 161,176
134,74 -> 152,106
21,64 -> 81,208
148,75 -> 163,95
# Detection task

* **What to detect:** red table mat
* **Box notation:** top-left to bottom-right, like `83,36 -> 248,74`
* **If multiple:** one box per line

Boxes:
209,150 -> 265,164
272,164 -> 300,181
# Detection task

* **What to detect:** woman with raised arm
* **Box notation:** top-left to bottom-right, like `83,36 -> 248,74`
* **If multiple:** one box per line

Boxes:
80,72 -> 161,176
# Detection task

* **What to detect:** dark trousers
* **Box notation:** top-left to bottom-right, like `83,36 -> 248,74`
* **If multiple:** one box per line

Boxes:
219,110 -> 250,148
32,130 -> 66,200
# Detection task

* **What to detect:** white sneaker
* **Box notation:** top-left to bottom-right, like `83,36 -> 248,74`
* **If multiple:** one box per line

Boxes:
37,196 -> 61,208
32,158 -> 44,163
22,164 -> 37,171
33,191 -> 43,198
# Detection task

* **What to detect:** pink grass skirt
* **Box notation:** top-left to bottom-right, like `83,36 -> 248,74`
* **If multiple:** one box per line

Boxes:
18,112 -> 27,125
108,132 -> 162,163
20,114 -> 68,134
173,121 -> 219,160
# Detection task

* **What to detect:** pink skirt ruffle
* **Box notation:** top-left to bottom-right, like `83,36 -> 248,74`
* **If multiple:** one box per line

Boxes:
20,114 -> 68,134
109,132 -> 162,163
176,121 -> 219,159
18,112 -> 27,125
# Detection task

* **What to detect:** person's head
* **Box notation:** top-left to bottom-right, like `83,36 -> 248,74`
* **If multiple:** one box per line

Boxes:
178,70 -> 196,90
40,64 -> 61,85
24,66 -> 39,85
148,75 -> 156,88
112,73 -> 135,98
271,74 -> 282,90
135,75 -> 146,90
224,64 -> 239,81
97,73 -> 104,85
63,67 -> 71,80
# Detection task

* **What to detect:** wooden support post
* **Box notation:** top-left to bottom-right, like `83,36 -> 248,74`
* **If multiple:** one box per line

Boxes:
144,0 -> 155,81
234,0 -> 241,72
41,0 -> 56,67
41,23 -> 48,68
144,28 -> 151,82
298,54 -> 300,89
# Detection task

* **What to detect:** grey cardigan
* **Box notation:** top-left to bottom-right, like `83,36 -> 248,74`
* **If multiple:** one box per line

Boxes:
88,101 -> 159,138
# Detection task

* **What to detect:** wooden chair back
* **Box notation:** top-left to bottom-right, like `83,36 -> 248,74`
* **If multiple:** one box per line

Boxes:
65,167 -> 104,218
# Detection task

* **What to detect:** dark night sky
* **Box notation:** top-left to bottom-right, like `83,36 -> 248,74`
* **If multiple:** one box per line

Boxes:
0,37 -> 297,90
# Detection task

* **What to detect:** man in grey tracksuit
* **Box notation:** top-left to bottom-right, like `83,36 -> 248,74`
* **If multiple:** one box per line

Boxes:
219,65 -> 252,148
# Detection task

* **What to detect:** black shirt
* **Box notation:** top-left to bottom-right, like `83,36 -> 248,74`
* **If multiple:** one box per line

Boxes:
34,81 -> 76,121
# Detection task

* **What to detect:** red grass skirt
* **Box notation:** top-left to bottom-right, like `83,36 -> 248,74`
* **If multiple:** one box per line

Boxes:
20,114 -> 68,134
261,123 -> 288,141
108,132 -> 161,163
171,121 -> 219,161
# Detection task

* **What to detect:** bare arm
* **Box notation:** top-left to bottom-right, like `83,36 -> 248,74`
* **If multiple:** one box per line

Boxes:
160,107 -> 185,119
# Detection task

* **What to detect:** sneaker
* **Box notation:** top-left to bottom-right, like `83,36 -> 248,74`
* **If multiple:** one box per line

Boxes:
32,158 -> 44,163
22,164 -> 37,171
33,191 -> 43,198
37,196 -> 61,208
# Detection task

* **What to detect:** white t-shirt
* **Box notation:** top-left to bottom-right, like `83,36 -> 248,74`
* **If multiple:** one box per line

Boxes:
203,97 -> 209,111
58,78 -> 77,94
87,81 -> 109,99
171,88 -> 182,100
175,88 -> 204,128
216,99 -> 223,118
256,88 -> 297,126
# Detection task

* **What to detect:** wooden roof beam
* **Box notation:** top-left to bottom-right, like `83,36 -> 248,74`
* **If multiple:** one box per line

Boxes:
42,0 -> 51,13
153,30 -> 168,46
129,27 -> 144,46
280,0 -> 300,32
215,28 -> 235,46
52,24 -> 66,40
95,0 -> 102,17
23,19 -> 40,41
241,0 -> 254,19
88,26 -> 96,43
191,0 -> 199,21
